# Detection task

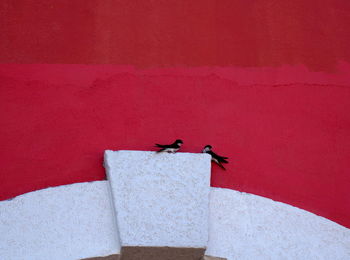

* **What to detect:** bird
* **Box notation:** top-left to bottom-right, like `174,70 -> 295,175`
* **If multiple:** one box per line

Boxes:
202,145 -> 228,170
155,139 -> 183,153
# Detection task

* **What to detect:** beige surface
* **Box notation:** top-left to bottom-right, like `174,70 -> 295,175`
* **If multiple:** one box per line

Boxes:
120,246 -> 205,260
82,250 -> 228,260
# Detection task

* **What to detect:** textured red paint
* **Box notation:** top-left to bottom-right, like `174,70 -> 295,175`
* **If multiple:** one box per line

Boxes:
1,64 -> 350,228
1,0 -> 350,228
1,0 -> 350,71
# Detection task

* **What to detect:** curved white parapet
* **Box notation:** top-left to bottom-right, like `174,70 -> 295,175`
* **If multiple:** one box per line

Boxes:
0,181 -> 120,260
104,150 -> 211,248
206,188 -> 350,260
2,166 -> 349,260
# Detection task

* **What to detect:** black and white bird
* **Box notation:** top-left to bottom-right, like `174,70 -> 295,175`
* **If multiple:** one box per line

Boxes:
155,139 -> 183,153
202,145 -> 228,170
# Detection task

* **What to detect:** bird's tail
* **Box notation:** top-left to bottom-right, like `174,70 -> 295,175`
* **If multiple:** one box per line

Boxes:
221,158 -> 229,164
217,162 -> 226,170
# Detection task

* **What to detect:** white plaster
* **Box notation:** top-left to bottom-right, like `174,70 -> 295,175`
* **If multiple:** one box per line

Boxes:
104,150 -> 211,248
206,188 -> 350,260
0,181 -> 120,260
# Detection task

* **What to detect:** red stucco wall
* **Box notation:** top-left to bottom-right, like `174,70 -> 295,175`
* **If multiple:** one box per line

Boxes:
1,1 -> 349,228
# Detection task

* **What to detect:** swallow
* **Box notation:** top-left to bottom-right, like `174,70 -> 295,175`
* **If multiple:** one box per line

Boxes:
155,139 -> 183,153
202,145 -> 228,170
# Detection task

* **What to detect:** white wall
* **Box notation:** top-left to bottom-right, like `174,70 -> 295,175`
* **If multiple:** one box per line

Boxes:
1,157 -> 349,260
104,150 -> 211,248
206,188 -> 350,260
0,181 -> 120,260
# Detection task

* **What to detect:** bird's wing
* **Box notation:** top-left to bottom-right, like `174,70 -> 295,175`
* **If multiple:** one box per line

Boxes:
207,151 -> 215,157
155,143 -> 168,148
169,142 -> 179,148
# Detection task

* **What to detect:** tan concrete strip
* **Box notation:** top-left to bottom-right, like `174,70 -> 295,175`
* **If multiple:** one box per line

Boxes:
120,246 -> 205,260
202,255 -> 227,260
82,254 -> 120,260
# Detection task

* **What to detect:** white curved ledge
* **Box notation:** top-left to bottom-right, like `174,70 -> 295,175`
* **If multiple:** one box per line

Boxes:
0,181 -> 120,260
206,188 -> 350,260
1,173 -> 349,260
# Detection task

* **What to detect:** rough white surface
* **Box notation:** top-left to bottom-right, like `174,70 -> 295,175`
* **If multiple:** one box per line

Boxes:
104,150 -> 211,248
206,188 -> 350,260
0,181 -> 120,260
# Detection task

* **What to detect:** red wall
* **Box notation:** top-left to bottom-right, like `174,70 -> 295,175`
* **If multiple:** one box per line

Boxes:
1,1 -> 350,228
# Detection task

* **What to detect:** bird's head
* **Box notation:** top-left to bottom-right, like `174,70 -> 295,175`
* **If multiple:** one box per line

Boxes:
203,145 -> 212,152
175,139 -> 183,146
